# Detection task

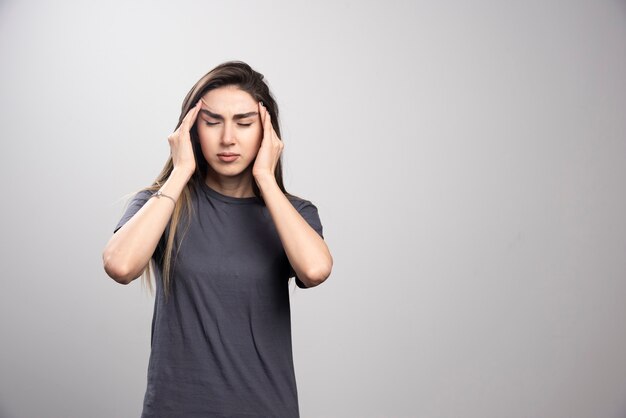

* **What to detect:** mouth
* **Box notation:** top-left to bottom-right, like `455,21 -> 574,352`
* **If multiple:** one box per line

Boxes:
217,153 -> 240,163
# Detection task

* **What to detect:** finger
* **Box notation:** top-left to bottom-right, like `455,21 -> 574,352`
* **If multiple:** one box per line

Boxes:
271,126 -> 281,142
262,105 -> 272,138
181,100 -> 202,130
179,106 -> 197,132
259,104 -> 278,138
183,100 -> 201,123
258,101 -> 266,129
260,104 -> 281,146
190,99 -> 203,122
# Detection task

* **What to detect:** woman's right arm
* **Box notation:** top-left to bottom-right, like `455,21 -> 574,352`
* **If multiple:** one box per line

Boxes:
102,99 -> 202,284
102,168 -> 192,284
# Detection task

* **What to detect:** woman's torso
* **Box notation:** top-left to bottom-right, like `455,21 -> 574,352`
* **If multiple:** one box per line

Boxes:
141,180 -> 301,418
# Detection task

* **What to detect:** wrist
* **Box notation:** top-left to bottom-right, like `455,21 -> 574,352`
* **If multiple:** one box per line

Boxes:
254,173 -> 277,188
253,172 -> 276,183
171,166 -> 194,182
160,168 -> 193,202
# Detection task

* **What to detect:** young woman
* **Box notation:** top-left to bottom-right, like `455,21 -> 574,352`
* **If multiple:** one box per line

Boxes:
102,61 -> 333,417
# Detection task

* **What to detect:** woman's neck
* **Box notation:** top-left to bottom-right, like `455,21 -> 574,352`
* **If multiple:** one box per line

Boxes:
204,172 -> 255,198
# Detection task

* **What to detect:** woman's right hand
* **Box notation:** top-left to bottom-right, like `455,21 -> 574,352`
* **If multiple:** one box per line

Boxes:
168,100 -> 202,176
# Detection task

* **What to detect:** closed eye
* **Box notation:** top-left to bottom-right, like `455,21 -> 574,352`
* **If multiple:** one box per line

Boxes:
203,121 -> 253,127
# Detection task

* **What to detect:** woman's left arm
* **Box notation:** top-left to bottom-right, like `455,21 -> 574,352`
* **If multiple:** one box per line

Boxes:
253,102 -> 333,288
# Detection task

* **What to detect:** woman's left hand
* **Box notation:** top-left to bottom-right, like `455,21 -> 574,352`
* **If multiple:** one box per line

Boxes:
252,101 -> 283,180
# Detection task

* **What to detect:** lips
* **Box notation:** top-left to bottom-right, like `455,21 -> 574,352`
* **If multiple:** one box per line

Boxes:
217,153 -> 240,162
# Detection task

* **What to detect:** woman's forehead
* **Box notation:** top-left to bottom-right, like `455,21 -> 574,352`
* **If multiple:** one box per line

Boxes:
201,85 -> 256,109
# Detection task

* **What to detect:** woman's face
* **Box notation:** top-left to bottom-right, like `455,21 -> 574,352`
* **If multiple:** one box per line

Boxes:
196,85 -> 262,180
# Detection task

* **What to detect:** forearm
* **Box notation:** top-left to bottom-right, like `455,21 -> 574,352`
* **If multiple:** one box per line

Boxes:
102,168 -> 192,284
255,174 -> 333,287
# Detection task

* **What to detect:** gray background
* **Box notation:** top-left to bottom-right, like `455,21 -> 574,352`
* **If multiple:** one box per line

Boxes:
1,0 -> 625,417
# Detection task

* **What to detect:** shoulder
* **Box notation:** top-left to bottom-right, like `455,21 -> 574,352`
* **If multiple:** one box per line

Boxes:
114,188 -> 156,234
121,188 -> 156,212
135,189 -> 154,200
285,193 -> 317,212
285,192 -> 323,237
121,188 -> 154,207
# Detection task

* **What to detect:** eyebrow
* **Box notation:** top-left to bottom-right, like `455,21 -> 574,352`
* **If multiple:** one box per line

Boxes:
200,109 -> 258,121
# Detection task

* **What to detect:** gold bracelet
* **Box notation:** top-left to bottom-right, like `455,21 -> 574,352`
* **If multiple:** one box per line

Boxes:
151,190 -> 176,205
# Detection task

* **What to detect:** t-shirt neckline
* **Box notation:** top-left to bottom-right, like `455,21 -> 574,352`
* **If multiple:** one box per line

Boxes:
200,180 -> 262,205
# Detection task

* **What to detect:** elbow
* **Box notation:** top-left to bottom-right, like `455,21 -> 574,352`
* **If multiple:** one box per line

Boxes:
102,250 -> 140,285
301,257 -> 333,288
103,260 -> 133,285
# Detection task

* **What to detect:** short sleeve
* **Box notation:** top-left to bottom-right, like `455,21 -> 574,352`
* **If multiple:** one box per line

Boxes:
113,189 -> 166,262
113,190 -> 153,234
289,199 -> 324,289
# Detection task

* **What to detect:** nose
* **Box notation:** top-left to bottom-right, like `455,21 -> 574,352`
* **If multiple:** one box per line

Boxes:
221,122 -> 236,146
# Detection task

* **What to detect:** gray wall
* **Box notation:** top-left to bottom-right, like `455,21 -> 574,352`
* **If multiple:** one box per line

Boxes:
1,0 -> 625,417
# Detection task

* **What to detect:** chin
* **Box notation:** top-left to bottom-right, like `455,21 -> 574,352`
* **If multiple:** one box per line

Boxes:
210,161 -> 252,177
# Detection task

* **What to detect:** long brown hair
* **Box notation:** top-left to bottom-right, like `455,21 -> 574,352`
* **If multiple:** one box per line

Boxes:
138,61 -> 291,300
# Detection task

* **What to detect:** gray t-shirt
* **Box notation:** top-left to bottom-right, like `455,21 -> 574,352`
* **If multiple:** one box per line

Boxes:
114,179 -> 324,418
